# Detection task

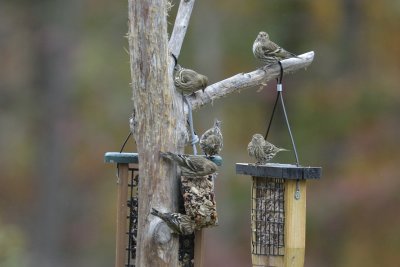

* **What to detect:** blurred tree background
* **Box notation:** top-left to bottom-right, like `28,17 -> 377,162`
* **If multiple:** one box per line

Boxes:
0,0 -> 399,266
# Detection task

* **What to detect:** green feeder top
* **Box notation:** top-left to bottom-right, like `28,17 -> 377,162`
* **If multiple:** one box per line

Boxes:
104,152 -> 223,166
104,152 -> 139,164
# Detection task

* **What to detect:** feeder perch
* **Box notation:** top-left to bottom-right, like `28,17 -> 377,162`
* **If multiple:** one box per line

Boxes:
236,163 -> 321,267
105,152 -> 222,267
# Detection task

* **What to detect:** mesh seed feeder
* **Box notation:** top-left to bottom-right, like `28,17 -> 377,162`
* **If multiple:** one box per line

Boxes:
236,163 -> 321,267
236,66 -> 322,267
105,151 -> 222,267
105,152 -> 139,267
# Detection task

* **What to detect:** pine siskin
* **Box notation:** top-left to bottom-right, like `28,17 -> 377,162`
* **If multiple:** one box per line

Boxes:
151,208 -> 195,235
247,134 -> 288,164
160,151 -> 218,178
253,31 -> 297,66
174,64 -> 208,95
200,119 -> 223,157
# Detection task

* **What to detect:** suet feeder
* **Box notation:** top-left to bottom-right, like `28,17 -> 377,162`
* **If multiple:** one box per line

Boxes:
105,151 -> 222,267
236,163 -> 321,267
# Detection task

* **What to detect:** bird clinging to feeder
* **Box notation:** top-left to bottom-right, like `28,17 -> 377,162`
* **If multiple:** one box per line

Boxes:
253,31 -> 297,66
151,208 -> 196,235
200,119 -> 223,157
160,152 -> 218,178
247,133 -> 288,164
174,64 -> 208,95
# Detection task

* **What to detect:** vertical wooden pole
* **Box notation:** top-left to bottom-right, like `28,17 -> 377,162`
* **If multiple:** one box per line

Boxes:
194,230 -> 204,267
284,180 -> 306,267
115,164 -> 129,267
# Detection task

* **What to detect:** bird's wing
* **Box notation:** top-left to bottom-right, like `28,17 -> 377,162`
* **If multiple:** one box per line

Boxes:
264,41 -> 296,58
247,142 -> 255,157
200,128 -> 212,143
263,142 -> 275,154
185,155 -> 205,172
181,69 -> 199,83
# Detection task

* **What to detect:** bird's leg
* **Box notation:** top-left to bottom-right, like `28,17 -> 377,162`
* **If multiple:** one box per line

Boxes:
257,66 -> 267,74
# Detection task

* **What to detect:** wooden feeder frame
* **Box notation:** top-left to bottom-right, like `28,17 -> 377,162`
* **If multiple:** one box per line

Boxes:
236,163 -> 321,267
105,152 -> 222,267
105,152 -> 139,267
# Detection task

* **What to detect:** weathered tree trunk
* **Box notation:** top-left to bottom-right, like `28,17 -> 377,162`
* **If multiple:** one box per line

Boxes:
127,0 -> 314,265
127,0 -> 188,265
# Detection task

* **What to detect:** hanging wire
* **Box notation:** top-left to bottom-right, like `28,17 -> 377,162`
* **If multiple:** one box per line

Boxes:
115,131 -> 133,182
264,62 -> 300,167
264,92 -> 280,140
264,63 -> 283,140
120,132 -> 133,153
184,96 -> 199,155
279,92 -> 299,166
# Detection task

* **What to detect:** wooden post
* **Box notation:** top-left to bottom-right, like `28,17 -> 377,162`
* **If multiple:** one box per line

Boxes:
194,230 -> 204,267
284,180 -> 306,267
115,163 -> 129,267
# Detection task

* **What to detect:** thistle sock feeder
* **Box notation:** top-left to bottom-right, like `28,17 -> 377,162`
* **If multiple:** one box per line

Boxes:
104,152 -> 222,267
236,163 -> 321,267
180,156 -> 222,267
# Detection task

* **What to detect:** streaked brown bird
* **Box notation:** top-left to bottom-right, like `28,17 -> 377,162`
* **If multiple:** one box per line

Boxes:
174,64 -> 208,95
247,134 -> 288,164
151,208 -> 195,235
253,31 -> 297,66
160,151 -> 218,178
200,119 -> 223,157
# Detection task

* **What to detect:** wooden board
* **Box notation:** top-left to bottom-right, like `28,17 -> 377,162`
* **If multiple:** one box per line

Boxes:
194,230 -> 204,267
105,152 -> 223,166
252,254 -> 284,267
284,180 -> 306,267
115,164 -> 129,267
236,163 -> 321,180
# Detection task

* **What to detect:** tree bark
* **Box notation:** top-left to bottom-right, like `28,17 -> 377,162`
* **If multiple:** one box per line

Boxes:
127,0 -> 188,265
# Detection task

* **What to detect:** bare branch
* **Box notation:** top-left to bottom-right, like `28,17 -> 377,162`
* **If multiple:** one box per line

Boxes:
168,0 -> 196,58
187,51 -> 315,110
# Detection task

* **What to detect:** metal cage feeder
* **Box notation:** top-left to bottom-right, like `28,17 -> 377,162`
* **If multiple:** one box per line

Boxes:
236,163 -> 321,267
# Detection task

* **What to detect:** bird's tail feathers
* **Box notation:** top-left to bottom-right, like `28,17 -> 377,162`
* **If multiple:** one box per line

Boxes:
151,208 -> 161,217
214,118 -> 221,127
160,151 -> 175,160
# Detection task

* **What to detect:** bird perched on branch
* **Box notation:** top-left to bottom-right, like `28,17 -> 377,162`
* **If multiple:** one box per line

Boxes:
151,208 -> 195,235
174,64 -> 208,95
160,151 -> 218,178
253,31 -> 297,66
200,119 -> 223,157
247,134 -> 288,164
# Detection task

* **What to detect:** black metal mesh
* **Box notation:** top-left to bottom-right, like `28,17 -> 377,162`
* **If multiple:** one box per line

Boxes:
123,166 -> 194,267
126,166 -> 139,267
178,179 -> 194,267
251,177 -> 285,256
